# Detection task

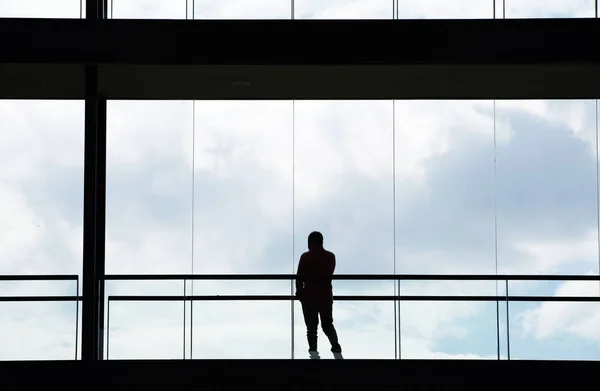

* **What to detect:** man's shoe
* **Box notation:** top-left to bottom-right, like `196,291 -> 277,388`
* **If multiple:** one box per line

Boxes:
333,352 -> 344,360
308,350 -> 321,360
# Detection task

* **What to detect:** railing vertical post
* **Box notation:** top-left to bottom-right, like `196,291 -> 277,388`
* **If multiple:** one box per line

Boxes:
505,279 -> 510,360
495,279 -> 500,360
190,287 -> 194,359
397,278 -> 402,360
106,298 -> 110,360
183,279 -> 186,360
75,277 -> 80,360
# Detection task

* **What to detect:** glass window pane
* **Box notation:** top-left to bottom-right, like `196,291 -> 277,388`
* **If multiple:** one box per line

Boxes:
496,100 -> 598,361
105,281 -> 185,359
0,302 -> 78,360
496,100 -> 598,276
189,102 -> 293,358
110,0 -> 187,19
0,101 -> 84,275
293,101 -> 394,358
394,100 -> 496,359
0,281 -> 79,360
194,0 -> 291,19
192,101 -> 293,275
401,301 -> 500,359
397,0 -> 493,19
192,301 -> 291,359
399,281 -> 501,359
509,281 -> 600,360
106,101 -> 193,274
107,305 -> 184,359
294,0 -> 393,19
394,101 -> 496,275
503,0 -> 596,18
0,0 -> 82,18
0,100 -> 83,360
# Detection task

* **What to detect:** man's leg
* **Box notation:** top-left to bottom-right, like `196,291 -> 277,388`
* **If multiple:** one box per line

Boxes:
300,300 -> 319,353
319,302 -> 342,354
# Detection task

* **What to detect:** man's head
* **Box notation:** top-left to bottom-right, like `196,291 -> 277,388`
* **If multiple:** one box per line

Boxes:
307,231 -> 324,250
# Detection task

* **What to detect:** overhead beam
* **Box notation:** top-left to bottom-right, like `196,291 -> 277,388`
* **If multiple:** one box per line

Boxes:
1,18 -> 598,65
2,63 -> 600,100
1,18 -> 599,100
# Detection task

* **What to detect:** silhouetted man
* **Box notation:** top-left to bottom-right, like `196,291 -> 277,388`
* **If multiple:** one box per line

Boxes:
296,231 -> 343,360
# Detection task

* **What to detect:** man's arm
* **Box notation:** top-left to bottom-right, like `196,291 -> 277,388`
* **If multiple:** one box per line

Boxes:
329,253 -> 336,275
296,254 -> 306,292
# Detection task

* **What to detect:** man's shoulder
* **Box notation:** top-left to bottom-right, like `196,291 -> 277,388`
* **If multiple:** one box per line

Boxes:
324,249 -> 335,258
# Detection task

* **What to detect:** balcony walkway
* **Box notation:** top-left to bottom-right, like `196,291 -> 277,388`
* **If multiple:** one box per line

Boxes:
1,359 -> 596,390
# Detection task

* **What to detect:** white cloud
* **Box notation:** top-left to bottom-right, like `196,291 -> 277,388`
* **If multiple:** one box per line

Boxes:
510,229 -> 599,274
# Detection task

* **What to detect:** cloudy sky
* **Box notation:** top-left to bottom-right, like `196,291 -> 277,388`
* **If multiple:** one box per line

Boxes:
1,0 -> 600,361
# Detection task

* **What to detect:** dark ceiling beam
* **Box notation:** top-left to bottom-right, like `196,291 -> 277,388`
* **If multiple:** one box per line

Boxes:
0,18 -> 598,65
1,18 -> 599,99
3,63 -> 600,100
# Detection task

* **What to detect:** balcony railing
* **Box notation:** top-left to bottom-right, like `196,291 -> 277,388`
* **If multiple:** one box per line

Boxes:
1,273 -> 599,360
103,274 -> 600,360
0,275 -> 81,360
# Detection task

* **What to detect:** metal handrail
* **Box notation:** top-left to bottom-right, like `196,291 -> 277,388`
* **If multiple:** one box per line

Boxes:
103,273 -> 600,361
102,273 -> 600,281
0,295 -> 82,302
107,294 -> 600,302
0,275 -> 79,281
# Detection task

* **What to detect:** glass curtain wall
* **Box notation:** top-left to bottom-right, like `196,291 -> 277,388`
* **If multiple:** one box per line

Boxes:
101,0 -> 600,362
104,98 -> 600,360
